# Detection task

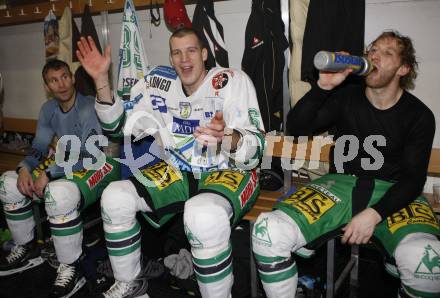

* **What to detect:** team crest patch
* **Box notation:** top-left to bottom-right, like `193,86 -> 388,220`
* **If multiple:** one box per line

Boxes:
179,102 -> 192,118
252,217 -> 272,246
212,72 -> 229,90
185,224 -> 202,248
44,187 -> 56,207
414,245 -> 440,280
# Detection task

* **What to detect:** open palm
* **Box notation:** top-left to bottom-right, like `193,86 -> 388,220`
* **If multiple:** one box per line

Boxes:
76,36 -> 111,82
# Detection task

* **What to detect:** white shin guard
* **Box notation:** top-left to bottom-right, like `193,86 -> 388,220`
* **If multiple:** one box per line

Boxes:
45,180 -> 83,264
101,180 -> 151,282
252,210 -> 307,298
394,233 -> 440,297
0,171 -> 35,245
184,193 -> 233,298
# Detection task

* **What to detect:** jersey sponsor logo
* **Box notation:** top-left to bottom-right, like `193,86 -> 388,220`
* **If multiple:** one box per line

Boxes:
204,111 -> 214,120
141,161 -> 181,191
149,66 -> 177,80
122,77 -> 139,89
282,186 -> 338,224
172,117 -> 199,135
151,95 -> 167,113
212,72 -> 229,90
240,170 -> 258,207
179,102 -> 192,118
414,245 -> 440,280
86,162 -> 114,189
148,76 -> 171,92
204,170 -> 244,192
386,200 -> 439,234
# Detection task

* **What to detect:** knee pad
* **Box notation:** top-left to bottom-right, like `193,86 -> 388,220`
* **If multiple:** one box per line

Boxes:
0,171 -> 26,205
183,193 -> 232,250
252,210 -> 306,258
394,232 -> 440,297
45,180 -> 81,223
101,180 -> 145,226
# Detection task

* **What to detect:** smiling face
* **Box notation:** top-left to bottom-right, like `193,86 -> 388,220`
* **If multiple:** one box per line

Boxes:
44,67 -> 75,104
365,37 -> 409,89
169,33 -> 208,95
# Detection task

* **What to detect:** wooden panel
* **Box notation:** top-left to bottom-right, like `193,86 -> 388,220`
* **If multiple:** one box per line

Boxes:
0,0 -> 225,26
265,136 -> 332,162
428,148 -> 440,177
3,117 -> 37,134
0,150 -> 24,173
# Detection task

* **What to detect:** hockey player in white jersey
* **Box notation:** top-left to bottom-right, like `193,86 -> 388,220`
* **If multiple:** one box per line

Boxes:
77,28 -> 265,298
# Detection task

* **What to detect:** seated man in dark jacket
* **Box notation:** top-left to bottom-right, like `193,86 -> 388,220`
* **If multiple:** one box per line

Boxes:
252,30 -> 439,298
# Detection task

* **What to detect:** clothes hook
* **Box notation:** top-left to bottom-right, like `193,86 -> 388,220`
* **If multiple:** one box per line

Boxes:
19,8 -> 26,16
34,6 -> 42,14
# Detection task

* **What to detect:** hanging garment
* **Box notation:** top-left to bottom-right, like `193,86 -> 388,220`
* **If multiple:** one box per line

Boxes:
241,0 -> 288,132
301,0 -> 365,83
192,0 -> 228,69
289,0 -> 311,106
74,5 -> 103,97
117,0 -> 158,179
44,10 -> 59,60
57,7 -> 80,74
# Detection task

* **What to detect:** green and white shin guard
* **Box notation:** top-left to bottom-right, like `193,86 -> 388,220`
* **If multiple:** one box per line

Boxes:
184,193 -> 235,298
105,221 -> 142,283
252,210 -> 307,298
192,243 -> 234,298
394,233 -> 440,298
45,181 -> 83,264
0,171 -> 35,245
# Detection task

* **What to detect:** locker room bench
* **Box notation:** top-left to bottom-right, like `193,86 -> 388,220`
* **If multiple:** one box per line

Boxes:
244,135 -> 440,298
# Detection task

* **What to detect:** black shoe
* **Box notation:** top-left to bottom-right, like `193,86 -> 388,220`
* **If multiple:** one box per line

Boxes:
98,271 -> 149,298
169,274 -> 201,297
0,239 -> 44,276
49,259 -> 86,298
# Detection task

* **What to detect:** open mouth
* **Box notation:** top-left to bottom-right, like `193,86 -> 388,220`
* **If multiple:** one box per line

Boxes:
181,65 -> 193,75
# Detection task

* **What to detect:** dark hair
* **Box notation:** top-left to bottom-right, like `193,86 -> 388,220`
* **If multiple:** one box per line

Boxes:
367,30 -> 418,90
42,59 -> 72,84
169,27 -> 207,51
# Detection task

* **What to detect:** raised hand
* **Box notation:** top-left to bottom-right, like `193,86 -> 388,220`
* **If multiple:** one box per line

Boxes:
76,36 -> 111,83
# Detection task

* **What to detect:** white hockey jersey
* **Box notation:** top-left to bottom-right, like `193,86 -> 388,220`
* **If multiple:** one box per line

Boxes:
96,66 -> 265,173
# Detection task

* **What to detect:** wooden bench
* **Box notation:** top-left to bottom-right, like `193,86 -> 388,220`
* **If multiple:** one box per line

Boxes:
245,136 -> 440,298
0,117 -> 37,174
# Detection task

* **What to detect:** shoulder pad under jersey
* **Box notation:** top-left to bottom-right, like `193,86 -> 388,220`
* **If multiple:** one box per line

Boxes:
148,66 -> 177,80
